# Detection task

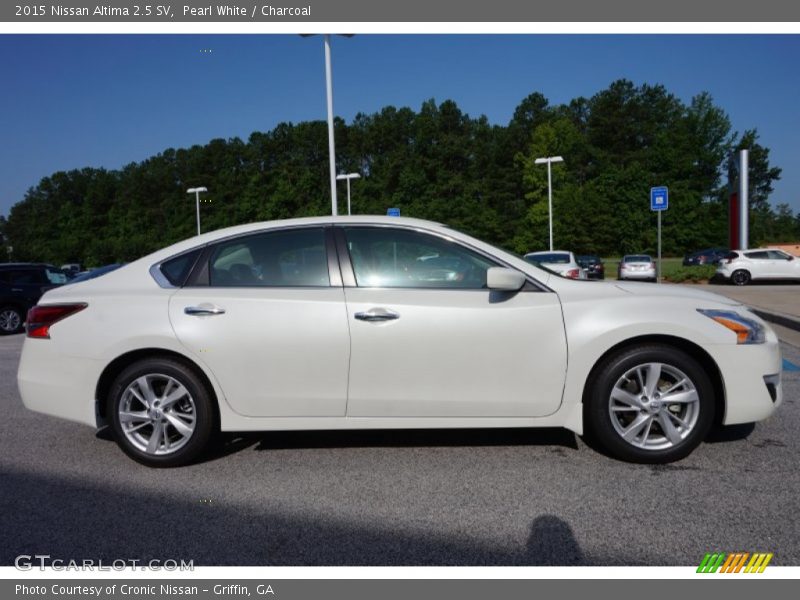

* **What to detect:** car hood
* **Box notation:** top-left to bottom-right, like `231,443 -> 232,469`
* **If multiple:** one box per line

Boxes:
613,281 -> 741,306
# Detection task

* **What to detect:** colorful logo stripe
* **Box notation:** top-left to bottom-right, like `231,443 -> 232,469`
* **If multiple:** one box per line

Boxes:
697,552 -> 773,573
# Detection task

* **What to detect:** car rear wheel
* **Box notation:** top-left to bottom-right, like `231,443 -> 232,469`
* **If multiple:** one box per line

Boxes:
0,306 -> 24,335
108,358 -> 215,467
585,345 -> 714,463
731,269 -> 751,286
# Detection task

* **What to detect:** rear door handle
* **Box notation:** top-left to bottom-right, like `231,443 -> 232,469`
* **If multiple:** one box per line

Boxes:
354,308 -> 400,322
184,305 -> 226,316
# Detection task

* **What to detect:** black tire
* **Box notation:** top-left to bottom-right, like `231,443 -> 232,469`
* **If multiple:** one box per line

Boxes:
731,269 -> 751,286
108,358 -> 215,467
0,306 -> 24,335
584,345 -> 715,463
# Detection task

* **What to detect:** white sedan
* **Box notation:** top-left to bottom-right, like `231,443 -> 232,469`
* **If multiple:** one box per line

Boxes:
717,248 -> 800,285
18,217 -> 782,467
523,250 -> 587,279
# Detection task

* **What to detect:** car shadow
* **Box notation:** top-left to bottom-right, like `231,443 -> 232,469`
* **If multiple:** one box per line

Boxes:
1,465 -> 633,565
705,422 -> 756,443
96,426 -> 580,464
248,427 -> 579,452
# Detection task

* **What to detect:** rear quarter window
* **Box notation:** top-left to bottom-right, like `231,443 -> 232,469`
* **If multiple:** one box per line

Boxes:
160,249 -> 203,287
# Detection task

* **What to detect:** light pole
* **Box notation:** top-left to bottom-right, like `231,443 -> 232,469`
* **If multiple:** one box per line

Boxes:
323,35 -> 338,216
534,156 -> 564,251
302,34 -> 353,216
186,187 -> 208,236
336,173 -> 361,215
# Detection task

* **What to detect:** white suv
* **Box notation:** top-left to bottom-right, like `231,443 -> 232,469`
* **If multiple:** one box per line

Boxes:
717,248 -> 800,285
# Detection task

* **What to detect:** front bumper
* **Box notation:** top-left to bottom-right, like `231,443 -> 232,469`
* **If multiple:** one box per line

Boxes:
708,331 -> 783,425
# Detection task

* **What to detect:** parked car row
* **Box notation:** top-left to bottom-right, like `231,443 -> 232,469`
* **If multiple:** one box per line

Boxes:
523,245 -> 800,286
523,251 -> 658,283
0,262 -> 123,334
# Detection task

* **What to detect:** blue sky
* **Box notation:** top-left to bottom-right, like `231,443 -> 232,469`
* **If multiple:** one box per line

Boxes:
1,34 -> 799,217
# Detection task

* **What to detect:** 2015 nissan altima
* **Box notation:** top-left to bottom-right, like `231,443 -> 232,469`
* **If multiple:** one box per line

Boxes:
17,217 -> 783,467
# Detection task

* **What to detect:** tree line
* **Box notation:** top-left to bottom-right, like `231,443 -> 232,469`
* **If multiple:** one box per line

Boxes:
2,79 -> 797,266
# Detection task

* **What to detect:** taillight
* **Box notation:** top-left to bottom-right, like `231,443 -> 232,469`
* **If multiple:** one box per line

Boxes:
26,303 -> 87,339
566,268 -> 580,279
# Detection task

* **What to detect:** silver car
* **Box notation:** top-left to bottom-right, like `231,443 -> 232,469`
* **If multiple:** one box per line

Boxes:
618,255 -> 657,282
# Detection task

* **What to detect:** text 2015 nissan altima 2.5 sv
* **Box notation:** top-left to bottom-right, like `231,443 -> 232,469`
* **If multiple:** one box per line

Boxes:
17,217 -> 782,467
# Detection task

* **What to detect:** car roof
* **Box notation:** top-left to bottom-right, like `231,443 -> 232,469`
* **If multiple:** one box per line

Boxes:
0,262 -> 55,269
525,250 -> 572,256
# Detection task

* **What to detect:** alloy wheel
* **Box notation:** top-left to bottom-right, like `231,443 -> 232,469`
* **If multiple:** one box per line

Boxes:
118,373 -> 197,455
608,362 -> 700,451
0,309 -> 22,333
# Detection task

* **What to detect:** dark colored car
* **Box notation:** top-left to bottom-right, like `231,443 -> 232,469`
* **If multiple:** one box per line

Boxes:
0,263 -> 69,334
683,248 -> 729,266
65,263 -> 124,284
576,255 -> 605,279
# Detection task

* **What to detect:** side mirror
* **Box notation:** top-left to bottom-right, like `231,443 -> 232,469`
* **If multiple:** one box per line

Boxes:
486,267 -> 526,291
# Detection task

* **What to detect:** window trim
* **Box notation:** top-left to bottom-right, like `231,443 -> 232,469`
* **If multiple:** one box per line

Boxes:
335,224 -> 549,292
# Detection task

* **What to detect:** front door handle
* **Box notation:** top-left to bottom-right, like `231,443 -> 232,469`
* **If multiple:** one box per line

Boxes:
184,305 -> 226,316
354,308 -> 400,322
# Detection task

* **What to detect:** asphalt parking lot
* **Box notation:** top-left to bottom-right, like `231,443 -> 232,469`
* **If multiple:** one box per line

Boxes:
1,333 -> 798,566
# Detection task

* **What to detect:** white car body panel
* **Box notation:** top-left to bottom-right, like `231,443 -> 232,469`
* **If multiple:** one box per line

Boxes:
18,216 -> 782,439
343,287 -> 566,417
168,287 -> 350,417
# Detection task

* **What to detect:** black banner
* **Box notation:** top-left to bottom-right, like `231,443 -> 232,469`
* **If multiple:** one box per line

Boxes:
3,0 -> 800,22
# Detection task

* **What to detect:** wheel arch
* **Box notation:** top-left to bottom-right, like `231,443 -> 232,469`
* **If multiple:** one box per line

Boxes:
95,348 -> 220,426
581,334 -> 726,427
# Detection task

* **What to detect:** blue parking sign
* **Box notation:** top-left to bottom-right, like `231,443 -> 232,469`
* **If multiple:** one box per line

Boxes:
651,186 -> 668,211
387,207 -> 401,216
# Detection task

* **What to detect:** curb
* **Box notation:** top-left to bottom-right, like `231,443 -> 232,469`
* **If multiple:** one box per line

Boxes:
749,308 -> 800,333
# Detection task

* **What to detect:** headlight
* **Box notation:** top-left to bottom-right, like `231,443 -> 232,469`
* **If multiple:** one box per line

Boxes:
697,309 -> 766,344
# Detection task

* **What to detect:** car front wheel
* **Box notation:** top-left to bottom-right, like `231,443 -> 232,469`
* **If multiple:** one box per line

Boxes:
585,345 -> 714,463
108,358 -> 215,467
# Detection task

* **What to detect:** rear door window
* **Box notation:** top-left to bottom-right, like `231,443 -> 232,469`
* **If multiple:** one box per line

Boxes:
208,227 -> 329,287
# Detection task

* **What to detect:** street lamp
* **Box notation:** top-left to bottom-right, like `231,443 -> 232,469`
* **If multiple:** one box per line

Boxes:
336,172 -> 361,215
186,187 -> 208,236
302,34 -> 353,216
534,156 -> 564,251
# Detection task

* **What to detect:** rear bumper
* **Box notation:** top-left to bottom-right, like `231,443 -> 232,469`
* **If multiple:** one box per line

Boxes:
619,269 -> 656,280
17,338 -> 102,427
